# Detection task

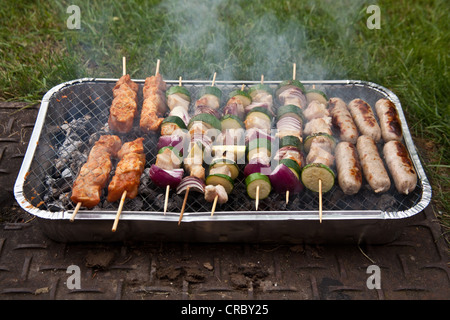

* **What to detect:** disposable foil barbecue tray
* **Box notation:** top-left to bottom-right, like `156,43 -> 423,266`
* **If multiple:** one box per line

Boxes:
14,78 -> 432,243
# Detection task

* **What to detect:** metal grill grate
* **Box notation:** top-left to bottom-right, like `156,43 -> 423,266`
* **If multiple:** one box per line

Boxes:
21,80 -> 424,217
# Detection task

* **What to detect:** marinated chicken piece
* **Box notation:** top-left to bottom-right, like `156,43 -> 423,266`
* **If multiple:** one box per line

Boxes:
303,117 -> 333,136
113,74 -> 139,95
71,135 -> 122,208
109,95 -> 138,133
251,91 -> 273,110
143,73 -> 166,98
107,138 -> 146,202
204,184 -> 228,204
304,100 -> 329,121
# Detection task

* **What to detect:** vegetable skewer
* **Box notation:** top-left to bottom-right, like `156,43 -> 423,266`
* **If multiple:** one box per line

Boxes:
178,73 -> 219,223
207,84 -> 248,215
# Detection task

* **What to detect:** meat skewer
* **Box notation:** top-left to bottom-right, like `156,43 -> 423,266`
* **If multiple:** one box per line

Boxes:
108,137 -> 146,232
70,135 -> 122,221
150,76 -> 189,214
108,57 -> 139,133
140,59 -> 168,133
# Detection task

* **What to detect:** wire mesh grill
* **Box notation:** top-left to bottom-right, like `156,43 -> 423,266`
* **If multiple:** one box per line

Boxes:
22,80 -> 423,215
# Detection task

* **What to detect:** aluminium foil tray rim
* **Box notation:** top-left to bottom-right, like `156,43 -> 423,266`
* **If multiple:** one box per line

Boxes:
13,78 -> 432,222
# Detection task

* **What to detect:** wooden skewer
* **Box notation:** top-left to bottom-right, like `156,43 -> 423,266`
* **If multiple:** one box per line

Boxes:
241,83 -> 245,91
212,72 -> 217,86
261,74 -> 264,84
293,63 -> 296,80
319,179 -> 323,223
155,59 -> 160,76
164,185 -> 170,215
255,185 -> 260,211
122,56 -> 126,76
178,186 -> 190,225
286,190 -> 289,205
211,195 -> 218,216
112,190 -> 127,232
70,202 -> 82,222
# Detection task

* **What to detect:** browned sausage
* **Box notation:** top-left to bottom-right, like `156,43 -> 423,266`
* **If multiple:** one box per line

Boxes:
375,98 -> 402,142
335,141 -> 362,195
383,140 -> 417,194
356,135 -> 390,193
329,97 -> 359,144
348,99 -> 381,142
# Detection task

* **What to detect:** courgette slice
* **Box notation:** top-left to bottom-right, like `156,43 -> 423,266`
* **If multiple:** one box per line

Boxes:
166,86 -> 191,101
210,158 -> 239,180
206,173 -> 234,194
199,86 -> 222,100
221,114 -> 244,130
161,115 -> 187,129
301,163 -> 335,193
279,135 -> 302,150
277,104 -> 304,123
245,172 -> 272,200
303,133 -> 336,154
188,113 -> 222,131
280,158 -> 301,177
246,106 -> 272,120
305,89 -> 327,105
248,84 -> 273,97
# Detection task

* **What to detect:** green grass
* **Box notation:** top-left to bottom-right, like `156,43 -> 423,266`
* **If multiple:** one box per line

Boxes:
1,0 -> 448,237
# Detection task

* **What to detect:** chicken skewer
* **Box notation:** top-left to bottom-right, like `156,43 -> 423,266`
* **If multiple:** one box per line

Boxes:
70,135 -> 122,221
108,137 -> 146,232
140,59 -> 168,133
150,76 -> 190,214
108,57 -> 139,133
177,73 -> 220,223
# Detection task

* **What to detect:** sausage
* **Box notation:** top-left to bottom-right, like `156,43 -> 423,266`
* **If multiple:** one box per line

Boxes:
348,99 -> 381,142
375,98 -> 402,142
335,142 -> 362,195
329,97 -> 359,144
356,135 -> 391,193
383,140 -> 417,194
